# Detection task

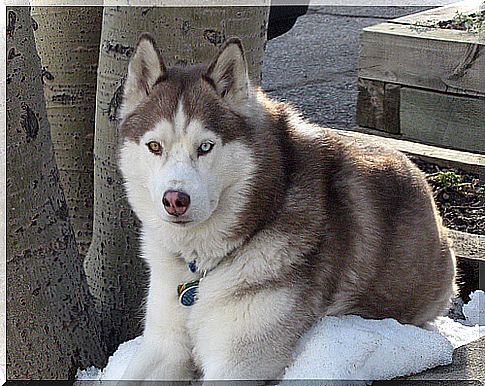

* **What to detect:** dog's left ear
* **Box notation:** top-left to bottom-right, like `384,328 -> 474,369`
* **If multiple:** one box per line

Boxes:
205,37 -> 250,108
119,33 -> 166,120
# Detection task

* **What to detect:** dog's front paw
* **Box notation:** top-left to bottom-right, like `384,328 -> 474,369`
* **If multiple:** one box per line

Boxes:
120,363 -> 194,383
119,344 -> 195,383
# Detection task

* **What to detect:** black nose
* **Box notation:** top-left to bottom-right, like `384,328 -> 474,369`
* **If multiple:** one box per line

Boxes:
162,190 -> 191,216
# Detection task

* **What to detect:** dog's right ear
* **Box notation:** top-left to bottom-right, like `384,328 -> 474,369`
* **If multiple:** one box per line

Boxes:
204,37 -> 250,110
118,33 -> 166,120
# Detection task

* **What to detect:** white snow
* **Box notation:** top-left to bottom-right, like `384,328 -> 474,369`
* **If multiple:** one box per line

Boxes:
283,315 -> 453,380
0,365 -> 5,385
77,337 -> 144,382
77,290 -> 485,382
430,316 -> 483,349
462,290 -> 484,326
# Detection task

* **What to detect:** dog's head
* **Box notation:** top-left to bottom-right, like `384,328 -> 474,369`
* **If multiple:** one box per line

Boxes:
118,34 -> 260,230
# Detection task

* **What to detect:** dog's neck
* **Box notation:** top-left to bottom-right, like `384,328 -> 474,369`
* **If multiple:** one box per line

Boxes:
179,235 -> 246,274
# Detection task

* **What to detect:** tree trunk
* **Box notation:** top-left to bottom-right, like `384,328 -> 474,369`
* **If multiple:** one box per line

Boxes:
30,6 -> 102,258
6,7 -> 106,379
84,5 -> 270,354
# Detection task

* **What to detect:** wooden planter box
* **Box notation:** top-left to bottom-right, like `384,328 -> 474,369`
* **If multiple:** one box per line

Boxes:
356,0 -> 484,154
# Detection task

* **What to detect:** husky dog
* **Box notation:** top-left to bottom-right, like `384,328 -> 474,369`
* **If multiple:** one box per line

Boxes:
117,33 -> 456,381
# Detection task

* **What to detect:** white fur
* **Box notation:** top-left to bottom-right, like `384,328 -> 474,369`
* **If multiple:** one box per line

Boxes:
189,286 -> 295,380
119,98 -> 265,380
118,38 -> 163,120
123,223 -> 297,381
119,101 -> 255,235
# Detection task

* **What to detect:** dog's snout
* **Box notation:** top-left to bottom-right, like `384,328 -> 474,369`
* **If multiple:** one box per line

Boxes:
162,190 -> 191,216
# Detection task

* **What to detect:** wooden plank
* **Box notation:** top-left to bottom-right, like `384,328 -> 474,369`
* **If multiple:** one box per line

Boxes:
393,0 -> 482,26
334,128 -> 485,177
384,83 -> 401,135
449,229 -> 485,261
359,22 -> 484,97
400,87 -> 485,154
356,78 -> 385,131
363,21 -> 483,45
356,79 -> 400,134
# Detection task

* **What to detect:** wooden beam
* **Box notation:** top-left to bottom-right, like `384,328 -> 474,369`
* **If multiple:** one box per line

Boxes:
449,230 -> 485,262
392,0 -> 482,26
356,78 -> 386,131
384,83 -> 401,134
356,78 -> 401,134
359,22 -> 484,97
333,128 -> 485,177
400,87 -> 485,154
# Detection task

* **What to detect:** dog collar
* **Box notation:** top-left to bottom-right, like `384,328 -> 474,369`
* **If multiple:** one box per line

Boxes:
177,243 -> 243,307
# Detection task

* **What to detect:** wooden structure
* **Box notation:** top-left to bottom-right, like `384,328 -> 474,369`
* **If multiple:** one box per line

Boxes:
357,0 -> 484,154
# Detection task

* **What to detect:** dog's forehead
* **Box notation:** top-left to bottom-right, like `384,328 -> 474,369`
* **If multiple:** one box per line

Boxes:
119,65 -> 245,144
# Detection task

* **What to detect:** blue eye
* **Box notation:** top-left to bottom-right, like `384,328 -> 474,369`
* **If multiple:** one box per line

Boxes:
198,141 -> 214,156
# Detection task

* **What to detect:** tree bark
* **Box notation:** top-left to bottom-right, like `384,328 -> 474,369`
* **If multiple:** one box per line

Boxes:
30,7 -> 102,258
6,7 -> 106,379
84,5 -> 270,354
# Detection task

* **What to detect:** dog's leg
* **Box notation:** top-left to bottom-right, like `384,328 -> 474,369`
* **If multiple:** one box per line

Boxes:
192,287 -> 298,383
120,334 -> 194,381
200,354 -> 283,383
120,260 -> 195,382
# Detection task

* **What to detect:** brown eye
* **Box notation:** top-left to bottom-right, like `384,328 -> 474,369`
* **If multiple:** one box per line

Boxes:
146,141 -> 162,154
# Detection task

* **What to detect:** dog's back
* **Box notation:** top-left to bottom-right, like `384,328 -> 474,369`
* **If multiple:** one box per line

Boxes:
233,96 -> 455,325
280,120 -> 456,326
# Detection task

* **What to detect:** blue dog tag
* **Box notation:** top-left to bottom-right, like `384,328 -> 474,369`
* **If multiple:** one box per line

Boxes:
177,280 -> 199,307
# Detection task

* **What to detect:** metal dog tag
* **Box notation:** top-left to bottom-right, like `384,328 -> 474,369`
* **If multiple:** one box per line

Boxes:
177,280 -> 199,307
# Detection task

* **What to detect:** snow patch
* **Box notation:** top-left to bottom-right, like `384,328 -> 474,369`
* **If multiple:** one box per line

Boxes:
462,290 -> 484,326
283,315 -> 452,380
76,290 -> 485,382
430,316 -> 483,348
0,365 -> 5,385
76,336 -> 143,382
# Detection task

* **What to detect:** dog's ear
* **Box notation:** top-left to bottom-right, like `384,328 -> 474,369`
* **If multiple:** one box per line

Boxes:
205,37 -> 250,108
119,33 -> 166,120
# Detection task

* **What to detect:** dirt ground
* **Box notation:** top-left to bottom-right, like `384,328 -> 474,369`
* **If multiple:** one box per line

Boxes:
410,158 -> 484,236
437,10 -> 484,32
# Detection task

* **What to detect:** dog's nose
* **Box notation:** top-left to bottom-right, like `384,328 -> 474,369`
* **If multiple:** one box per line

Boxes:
162,190 -> 191,216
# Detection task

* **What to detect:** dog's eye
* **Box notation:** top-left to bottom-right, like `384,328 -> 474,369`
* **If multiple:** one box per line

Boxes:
146,141 -> 162,155
197,141 -> 214,156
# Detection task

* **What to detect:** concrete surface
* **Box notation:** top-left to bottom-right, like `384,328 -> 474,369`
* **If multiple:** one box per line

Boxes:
402,337 -> 484,383
262,6 -> 484,383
